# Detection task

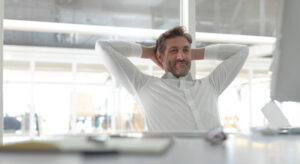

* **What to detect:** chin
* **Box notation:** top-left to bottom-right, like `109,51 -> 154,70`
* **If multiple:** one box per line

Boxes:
175,72 -> 188,77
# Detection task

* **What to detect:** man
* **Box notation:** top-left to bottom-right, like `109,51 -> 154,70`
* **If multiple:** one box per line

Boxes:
95,26 -> 248,135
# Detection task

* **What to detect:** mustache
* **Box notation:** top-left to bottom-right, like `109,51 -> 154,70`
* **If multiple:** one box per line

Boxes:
175,59 -> 187,64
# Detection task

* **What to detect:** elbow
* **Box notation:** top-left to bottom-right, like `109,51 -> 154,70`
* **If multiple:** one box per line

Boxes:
95,40 -> 111,55
239,45 -> 249,58
231,44 -> 249,58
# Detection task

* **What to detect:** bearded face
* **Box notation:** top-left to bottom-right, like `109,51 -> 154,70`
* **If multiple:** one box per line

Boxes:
159,36 -> 191,78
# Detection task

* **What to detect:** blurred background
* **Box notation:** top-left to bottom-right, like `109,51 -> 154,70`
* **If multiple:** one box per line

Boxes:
3,0 -> 300,139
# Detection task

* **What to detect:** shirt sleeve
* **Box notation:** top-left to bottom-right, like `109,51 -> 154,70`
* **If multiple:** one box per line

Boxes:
95,40 -> 150,95
204,44 -> 249,95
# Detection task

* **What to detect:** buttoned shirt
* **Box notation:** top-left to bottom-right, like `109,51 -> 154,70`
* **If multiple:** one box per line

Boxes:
95,41 -> 248,131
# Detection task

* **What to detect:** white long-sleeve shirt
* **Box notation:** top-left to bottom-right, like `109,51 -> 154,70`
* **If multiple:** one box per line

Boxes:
95,41 -> 249,131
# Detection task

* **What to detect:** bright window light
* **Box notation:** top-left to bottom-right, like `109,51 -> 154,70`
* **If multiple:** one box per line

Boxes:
4,19 -> 276,45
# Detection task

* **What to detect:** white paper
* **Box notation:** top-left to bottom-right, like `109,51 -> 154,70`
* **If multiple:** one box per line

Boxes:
261,101 -> 291,128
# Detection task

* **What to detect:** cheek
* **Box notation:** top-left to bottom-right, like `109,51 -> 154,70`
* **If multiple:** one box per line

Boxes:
167,59 -> 176,67
164,56 -> 171,64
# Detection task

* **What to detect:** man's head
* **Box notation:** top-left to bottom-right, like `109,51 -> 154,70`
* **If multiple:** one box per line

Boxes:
156,26 -> 192,78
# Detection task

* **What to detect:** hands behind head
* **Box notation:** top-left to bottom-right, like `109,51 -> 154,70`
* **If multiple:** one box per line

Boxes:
142,46 -> 164,70
151,46 -> 164,69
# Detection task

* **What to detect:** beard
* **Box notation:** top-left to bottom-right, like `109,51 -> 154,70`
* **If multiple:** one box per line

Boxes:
167,59 -> 191,77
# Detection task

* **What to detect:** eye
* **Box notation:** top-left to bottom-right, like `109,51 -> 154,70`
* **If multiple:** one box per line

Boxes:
183,48 -> 189,53
170,49 -> 178,54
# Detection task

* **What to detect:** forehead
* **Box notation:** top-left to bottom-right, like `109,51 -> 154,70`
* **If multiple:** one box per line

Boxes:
165,36 -> 190,49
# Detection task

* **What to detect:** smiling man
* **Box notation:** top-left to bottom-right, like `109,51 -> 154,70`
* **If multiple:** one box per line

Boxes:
95,26 -> 248,134
157,36 -> 192,77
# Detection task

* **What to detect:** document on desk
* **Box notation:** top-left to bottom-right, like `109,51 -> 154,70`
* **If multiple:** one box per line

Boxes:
0,136 -> 173,155
261,101 -> 291,128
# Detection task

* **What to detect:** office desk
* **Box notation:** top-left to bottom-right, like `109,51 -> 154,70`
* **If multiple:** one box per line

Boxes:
1,132 -> 300,164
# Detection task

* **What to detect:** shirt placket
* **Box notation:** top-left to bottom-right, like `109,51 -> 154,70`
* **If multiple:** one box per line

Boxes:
180,77 -> 202,129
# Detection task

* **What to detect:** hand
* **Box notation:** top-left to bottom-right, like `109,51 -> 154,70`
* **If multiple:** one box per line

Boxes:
191,47 -> 205,60
206,127 -> 227,145
206,131 -> 227,145
142,46 -> 163,69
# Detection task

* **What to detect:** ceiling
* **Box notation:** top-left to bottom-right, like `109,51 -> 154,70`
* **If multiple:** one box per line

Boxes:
3,0 -> 282,49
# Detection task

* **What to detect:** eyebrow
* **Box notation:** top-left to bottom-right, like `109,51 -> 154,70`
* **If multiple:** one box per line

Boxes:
169,45 -> 190,50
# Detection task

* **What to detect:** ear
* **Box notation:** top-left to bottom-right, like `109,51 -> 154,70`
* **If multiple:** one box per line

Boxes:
156,51 -> 165,70
156,51 -> 164,64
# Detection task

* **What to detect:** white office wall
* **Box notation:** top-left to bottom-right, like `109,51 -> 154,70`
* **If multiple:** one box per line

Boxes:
0,0 -> 3,143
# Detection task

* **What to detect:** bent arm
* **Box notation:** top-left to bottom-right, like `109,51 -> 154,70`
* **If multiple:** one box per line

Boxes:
95,40 -> 149,95
141,46 -> 163,69
205,44 -> 249,95
141,46 -> 156,59
191,47 -> 205,60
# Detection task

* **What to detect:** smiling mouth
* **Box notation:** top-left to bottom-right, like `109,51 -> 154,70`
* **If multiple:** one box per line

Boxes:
176,61 -> 186,66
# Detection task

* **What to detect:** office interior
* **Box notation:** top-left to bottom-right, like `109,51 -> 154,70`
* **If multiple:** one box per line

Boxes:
1,0 -> 300,142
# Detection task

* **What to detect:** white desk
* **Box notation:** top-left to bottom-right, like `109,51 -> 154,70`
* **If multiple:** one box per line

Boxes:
1,132 -> 300,164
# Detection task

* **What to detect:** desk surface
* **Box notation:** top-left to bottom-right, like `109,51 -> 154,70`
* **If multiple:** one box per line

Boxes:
1,132 -> 300,164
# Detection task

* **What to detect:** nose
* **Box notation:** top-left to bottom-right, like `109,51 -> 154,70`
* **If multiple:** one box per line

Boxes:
176,50 -> 184,60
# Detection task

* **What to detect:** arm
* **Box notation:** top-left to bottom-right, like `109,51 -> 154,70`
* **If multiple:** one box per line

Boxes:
191,47 -> 205,60
141,46 -> 163,69
95,40 -> 150,95
205,44 -> 249,95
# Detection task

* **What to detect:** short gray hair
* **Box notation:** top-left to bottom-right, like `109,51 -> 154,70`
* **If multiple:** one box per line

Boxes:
155,26 -> 192,55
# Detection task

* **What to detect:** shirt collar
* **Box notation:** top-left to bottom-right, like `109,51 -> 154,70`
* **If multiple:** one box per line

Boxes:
162,72 -> 193,81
